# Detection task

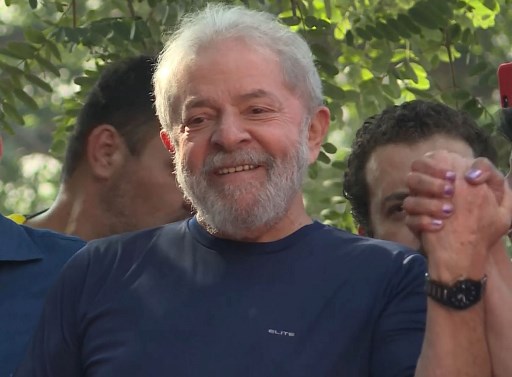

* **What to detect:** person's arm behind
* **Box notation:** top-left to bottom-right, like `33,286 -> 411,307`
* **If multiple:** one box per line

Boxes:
404,151 -> 512,377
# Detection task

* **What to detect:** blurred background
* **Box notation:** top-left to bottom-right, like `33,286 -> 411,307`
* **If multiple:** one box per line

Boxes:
1,0 -> 511,231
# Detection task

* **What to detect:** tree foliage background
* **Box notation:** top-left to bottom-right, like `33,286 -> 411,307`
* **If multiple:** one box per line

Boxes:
0,0 -> 511,231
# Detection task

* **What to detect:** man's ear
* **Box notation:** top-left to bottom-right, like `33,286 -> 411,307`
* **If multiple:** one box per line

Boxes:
86,124 -> 126,179
307,106 -> 330,164
160,129 -> 175,154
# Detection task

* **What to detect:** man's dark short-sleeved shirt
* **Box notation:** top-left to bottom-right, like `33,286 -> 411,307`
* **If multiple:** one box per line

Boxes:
17,218 -> 426,377
0,215 -> 85,376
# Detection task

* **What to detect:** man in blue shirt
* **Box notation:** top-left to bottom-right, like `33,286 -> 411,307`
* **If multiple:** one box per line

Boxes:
0,136 -> 85,376
15,4 -> 505,377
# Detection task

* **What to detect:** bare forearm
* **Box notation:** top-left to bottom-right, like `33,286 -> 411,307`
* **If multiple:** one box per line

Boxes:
415,301 -> 491,377
485,242 -> 512,377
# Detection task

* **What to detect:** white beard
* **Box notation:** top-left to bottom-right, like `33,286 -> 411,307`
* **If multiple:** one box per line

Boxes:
173,131 -> 310,239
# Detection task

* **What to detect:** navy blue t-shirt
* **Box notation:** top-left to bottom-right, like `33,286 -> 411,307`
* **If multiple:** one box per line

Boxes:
16,218 -> 426,377
0,214 -> 85,377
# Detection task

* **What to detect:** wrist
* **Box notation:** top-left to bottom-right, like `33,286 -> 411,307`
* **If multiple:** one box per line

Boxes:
427,251 -> 487,282
425,273 -> 487,310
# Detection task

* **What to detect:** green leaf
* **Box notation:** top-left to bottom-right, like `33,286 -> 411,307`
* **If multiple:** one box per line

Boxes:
310,43 -> 331,61
54,1 -> 65,12
354,27 -> 372,41
406,87 -> 434,99
468,61 -> 487,76
331,160 -> 346,170
462,98 -> 484,119
316,59 -> 339,77
7,41 -> 38,59
111,20 -> 131,40
34,55 -> 60,76
2,101 -> 25,125
29,0 -> 38,9
386,18 -> 412,38
0,61 -> 24,77
24,73 -> 53,92
483,0 -> 497,10
305,16 -> 318,29
320,208 -> 341,221
0,118 -> 15,135
452,88 -> 471,100
0,47 -> 25,60
381,82 -> 401,99
51,139 -> 66,155
447,23 -> 461,43
134,19 -> 151,39
322,142 -> 337,154
400,61 -> 418,83
365,25 -> 384,39
73,76 -> 97,87
375,21 -> 400,42
24,28 -> 46,44
323,81 -> 345,100
317,151 -> 331,164
408,3 -> 443,30
396,14 -> 421,35
280,16 -> 300,26
308,162 -> 319,179
345,30 -> 354,47
13,88 -> 38,110
45,40 -> 62,62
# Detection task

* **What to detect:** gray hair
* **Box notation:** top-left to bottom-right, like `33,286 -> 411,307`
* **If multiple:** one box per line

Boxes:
153,3 -> 323,133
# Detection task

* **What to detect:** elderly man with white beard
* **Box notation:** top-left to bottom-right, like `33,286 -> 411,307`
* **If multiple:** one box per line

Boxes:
15,4 -> 499,377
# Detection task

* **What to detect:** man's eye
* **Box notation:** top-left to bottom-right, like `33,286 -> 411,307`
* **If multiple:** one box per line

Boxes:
248,106 -> 272,115
186,116 -> 206,126
387,203 -> 405,217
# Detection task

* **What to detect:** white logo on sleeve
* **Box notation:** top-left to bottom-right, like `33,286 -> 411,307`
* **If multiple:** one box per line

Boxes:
268,329 -> 295,337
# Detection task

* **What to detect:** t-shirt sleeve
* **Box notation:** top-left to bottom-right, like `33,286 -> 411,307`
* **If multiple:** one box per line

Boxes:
14,247 -> 93,377
370,253 -> 427,377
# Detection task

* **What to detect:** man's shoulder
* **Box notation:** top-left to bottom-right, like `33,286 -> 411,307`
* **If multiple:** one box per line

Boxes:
309,223 -> 425,272
313,222 -> 418,254
89,218 -> 189,249
81,219 -> 191,266
0,214 -> 85,260
23,226 -> 85,249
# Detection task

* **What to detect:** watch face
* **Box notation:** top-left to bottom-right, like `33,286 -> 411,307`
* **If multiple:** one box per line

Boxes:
425,274 -> 486,310
447,280 -> 481,309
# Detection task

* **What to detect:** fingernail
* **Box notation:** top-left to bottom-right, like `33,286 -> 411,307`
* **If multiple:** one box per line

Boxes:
442,203 -> 453,214
465,169 -> 482,180
445,171 -> 456,182
443,185 -> 454,197
432,219 -> 443,228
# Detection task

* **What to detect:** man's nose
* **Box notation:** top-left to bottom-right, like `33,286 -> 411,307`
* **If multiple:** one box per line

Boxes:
211,113 -> 251,151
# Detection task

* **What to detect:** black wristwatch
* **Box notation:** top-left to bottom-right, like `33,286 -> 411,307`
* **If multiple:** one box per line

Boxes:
424,273 -> 487,310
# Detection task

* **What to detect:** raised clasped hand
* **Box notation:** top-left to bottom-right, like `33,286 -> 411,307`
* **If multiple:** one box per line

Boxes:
403,150 -> 512,278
